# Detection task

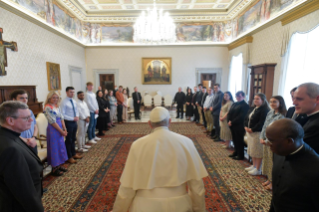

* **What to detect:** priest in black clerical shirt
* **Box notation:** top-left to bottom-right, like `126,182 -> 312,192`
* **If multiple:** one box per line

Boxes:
293,83 -> 319,153
266,119 -> 319,212
173,87 -> 186,119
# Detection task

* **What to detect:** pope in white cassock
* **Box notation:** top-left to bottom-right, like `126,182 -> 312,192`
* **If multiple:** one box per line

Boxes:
112,107 -> 208,212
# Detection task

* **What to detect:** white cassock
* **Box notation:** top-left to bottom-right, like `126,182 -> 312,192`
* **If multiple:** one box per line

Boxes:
112,126 -> 208,212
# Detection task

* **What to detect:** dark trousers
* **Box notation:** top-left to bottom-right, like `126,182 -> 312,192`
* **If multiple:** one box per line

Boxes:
230,125 -> 245,158
117,104 -> 123,122
134,103 -> 140,119
201,107 -> 207,127
177,103 -> 184,118
193,105 -> 199,122
65,120 -> 77,159
213,114 -> 220,137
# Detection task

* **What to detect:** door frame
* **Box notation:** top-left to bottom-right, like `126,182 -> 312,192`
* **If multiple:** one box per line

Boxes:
196,68 -> 222,86
69,65 -> 84,91
94,69 -> 119,91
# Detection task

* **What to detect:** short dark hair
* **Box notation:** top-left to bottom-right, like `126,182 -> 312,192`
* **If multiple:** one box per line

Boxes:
214,83 -> 220,88
290,87 -> 297,93
198,84 -> 203,87
236,91 -> 245,97
282,119 -> 304,141
66,86 -> 75,92
119,85 -> 123,89
270,95 -> 287,116
202,86 -> 206,89
10,89 -> 27,100
0,101 -> 29,124
77,91 -> 84,95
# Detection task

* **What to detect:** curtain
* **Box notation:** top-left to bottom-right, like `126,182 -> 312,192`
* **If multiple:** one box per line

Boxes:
228,53 -> 243,97
281,24 -> 319,107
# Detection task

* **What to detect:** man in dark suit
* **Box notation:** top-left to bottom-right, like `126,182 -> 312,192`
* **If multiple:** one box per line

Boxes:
200,87 -> 208,127
132,87 -> 142,120
195,84 -> 203,124
227,91 -> 249,160
266,119 -> 319,212
0,101 -> 44,212
286,87 -> 308,126
173,87 -> 186,119
210,84 -> 224,141
192,86 -> 199,123
293,82 -> 319,154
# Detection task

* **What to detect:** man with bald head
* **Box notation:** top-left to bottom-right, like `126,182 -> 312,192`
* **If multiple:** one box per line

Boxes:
293,82 -> 319,153
112,107 -> 208,212
173,87 -> 186,119
266,119 -> 319,212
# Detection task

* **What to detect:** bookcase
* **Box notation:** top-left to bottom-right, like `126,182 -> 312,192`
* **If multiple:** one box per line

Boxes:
248,64 -> 276,105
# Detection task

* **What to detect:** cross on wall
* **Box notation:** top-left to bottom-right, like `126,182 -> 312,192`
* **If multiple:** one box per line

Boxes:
0,28 -> 18,76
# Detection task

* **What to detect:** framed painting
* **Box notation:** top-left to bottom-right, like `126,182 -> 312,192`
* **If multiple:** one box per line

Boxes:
142,57 -> 172,85
46,62 -> 62,91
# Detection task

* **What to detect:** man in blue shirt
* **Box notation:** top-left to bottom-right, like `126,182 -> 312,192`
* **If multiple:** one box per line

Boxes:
10,89 -> 38,154
61,86 -> 83,164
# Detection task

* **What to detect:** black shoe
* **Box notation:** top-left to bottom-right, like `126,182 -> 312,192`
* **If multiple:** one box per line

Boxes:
214,137 -> 222,142
176,116 -> 180,119
98,133 -> 105,136
232,156 -> 244,160
211,135 -> 218,139
181,117 -> 184,119
228,153 -> 237,158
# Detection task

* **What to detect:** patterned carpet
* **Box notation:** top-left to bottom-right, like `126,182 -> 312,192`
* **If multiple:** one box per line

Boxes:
42,123 -> 272,212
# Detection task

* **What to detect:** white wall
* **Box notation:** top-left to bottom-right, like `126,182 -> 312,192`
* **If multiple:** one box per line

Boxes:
0,7 -> 86,102
85,46 -> 229,97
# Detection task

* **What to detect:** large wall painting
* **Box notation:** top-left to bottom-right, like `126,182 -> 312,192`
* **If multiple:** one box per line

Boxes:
8,0 -> 301,44
46,62 -> 61,91
142,58 -> 172,85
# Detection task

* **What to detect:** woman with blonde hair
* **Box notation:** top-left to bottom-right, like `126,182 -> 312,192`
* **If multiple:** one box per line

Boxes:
43,91 -> 69,176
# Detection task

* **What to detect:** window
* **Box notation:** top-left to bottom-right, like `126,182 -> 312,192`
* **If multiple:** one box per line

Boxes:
282,25 -> 319,107
228,53 -> 243,97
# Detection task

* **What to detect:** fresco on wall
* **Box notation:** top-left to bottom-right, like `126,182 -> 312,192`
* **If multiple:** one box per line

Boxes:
176,23 -> 226,42
101,27 -> 133,43
14,0 -> 46,18
9,0 -> 301,44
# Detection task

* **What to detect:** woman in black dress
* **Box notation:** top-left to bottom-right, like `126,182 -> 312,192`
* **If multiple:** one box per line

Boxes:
185,88 -> 193,120
96,90 -> 110,136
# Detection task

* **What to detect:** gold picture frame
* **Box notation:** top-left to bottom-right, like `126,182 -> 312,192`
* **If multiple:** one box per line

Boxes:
46,62 -> 62,91
142,57 -> 172,85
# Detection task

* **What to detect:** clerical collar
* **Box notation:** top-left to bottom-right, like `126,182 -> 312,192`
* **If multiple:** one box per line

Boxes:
290,145 -> 304,155
0,126 -> 21,136
307,110 -> 319,117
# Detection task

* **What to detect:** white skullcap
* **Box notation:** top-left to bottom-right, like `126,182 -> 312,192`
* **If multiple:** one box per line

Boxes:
150,107 -> 170,122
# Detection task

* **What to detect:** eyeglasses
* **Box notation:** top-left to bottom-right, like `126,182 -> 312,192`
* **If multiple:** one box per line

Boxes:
11,116 -> 32,121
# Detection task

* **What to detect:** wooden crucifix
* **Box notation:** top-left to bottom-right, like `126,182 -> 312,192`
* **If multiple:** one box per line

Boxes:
0,28 -> 18,76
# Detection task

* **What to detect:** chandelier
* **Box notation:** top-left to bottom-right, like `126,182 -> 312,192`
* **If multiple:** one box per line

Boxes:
133,1 -> 176,44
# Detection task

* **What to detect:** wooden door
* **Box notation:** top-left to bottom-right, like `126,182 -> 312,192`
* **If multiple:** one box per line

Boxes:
99,74 -> 114,91
201,74 -> 216,88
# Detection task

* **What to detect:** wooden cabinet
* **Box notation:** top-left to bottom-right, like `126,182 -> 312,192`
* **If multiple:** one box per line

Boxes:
0,85 -> 43,116
248,64 -> 276,105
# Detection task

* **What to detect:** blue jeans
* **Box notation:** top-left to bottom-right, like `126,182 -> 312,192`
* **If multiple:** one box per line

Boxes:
88,112 -> 97,140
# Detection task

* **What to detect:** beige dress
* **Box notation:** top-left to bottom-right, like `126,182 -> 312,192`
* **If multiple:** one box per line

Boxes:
220,101 -> 233,141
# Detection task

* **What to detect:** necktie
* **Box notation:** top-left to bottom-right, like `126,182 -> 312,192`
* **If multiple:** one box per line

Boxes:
70,99 -> 76,117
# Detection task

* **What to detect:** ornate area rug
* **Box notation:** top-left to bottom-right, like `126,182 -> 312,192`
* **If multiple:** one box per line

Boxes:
42,123 -> 272,212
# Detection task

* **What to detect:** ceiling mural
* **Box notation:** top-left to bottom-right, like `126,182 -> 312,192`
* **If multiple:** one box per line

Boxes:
5,0 -> 303,45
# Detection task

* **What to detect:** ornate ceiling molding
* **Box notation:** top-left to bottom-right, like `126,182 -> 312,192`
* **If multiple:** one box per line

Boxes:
281,0 -> 319,26
228,36 -> 253,50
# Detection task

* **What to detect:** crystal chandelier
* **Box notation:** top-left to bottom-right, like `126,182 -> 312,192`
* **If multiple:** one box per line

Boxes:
133,1 -> 176,44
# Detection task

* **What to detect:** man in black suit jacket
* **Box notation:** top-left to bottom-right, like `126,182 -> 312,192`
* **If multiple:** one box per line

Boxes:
132,87 -> 142,120
286,86 -> 308,126
200,87 -> 208,127
210,84 -> 224,141
293,83 -> 319,154
173,87 -> 186,118
0,101 -> 44,212
227,91 -> 249,160
192,86 -> 199,122
266,119 -> 319,212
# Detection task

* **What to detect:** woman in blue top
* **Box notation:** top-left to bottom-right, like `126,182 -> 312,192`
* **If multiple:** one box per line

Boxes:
259,95 -> 287,190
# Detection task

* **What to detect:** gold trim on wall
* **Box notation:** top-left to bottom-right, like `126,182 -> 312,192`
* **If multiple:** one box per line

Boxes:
228,36 -> 253,51
281,0 -> 319,26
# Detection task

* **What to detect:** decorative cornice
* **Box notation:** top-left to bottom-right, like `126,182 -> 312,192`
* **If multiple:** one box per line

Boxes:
281,0 -> 319,26
228,36 -> 253,50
